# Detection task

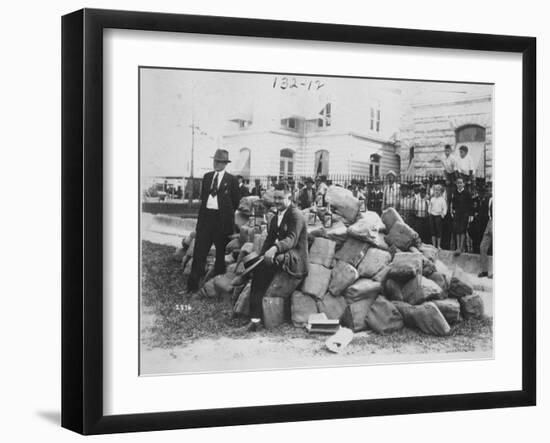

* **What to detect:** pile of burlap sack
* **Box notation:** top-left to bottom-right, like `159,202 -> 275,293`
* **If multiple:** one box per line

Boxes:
177,186 -> 485,336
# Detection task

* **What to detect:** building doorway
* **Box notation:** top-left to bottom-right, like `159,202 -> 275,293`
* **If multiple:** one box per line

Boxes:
455,124 -> 487,177
315,149 -> 329,177
280,149 -> 295,178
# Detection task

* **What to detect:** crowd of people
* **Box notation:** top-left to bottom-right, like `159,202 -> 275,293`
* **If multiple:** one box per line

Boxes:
235,144 -> 492,263
183,147 -> 492,331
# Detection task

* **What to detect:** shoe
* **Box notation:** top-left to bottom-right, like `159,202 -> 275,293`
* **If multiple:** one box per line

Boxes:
238,318 -> 263,333
478,272 -> 488,278
453,249 -> 461,257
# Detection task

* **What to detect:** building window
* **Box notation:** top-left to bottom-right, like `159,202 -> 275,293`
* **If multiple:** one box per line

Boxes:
315,150 -> 329,176
280,149 -> 295,177
318,103 -> 332,128
369,154 -> 381,179
370,104 -> 381,132
456,124 -> 486,143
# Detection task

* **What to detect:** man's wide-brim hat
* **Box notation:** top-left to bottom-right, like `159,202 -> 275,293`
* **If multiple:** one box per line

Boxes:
239,252 -> 264,277
211,148 -> 231,163
386,170 -> 397,177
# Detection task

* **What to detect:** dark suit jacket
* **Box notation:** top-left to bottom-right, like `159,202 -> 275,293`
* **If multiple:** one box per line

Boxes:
298,187 -> 316,209
261,204 -> 309,279
198,170 -> 240,235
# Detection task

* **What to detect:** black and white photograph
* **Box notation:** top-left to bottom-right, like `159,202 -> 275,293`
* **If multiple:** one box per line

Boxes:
139,68 -> 494,375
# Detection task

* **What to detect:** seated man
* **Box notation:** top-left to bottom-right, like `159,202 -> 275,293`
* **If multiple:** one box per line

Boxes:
241,182 -> 309,331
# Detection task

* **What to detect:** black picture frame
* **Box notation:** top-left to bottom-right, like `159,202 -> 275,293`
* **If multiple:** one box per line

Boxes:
62,8 -> 536,435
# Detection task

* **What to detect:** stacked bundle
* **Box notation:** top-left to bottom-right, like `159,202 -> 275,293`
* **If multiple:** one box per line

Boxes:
291,202 -> 485,336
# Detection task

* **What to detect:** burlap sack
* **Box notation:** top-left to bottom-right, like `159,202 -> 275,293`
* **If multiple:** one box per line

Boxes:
381,207 -> 404,232
262,297 -> 286,329
392,301 -> 416,327
387,252 -> 423,282
449,267 -> 474,298
213,273 -> 237,300
347,211 -> 385,242
372,265 -> 391,283
344,278 -> 382,304
326,185 -> 361,225
309,237 -> 336,268
328,260 -> 359,296
316,293 -> 347,320
341,298 -> 374,332
365,296 -> 404,334
233,282 -> 251,316
225,237 -> 241,254
265,271 -> 303,300
402,275 -> 444,305
201,278 -> 217,298
357,248 -> 392,278
420,255 -> 436,276
410,302 -> 451,336
334,237 -> 370,267
324,221 -> 349,244
418,243 -> 438,262
238,195 -> 261,215
301,263 -> 331,300
384,278 -> 404,302
291,291 -> 319,327
428,271 -> 450,294
458,293 -> 484,319
433,298 -> 462,324
385,221 -> 420,250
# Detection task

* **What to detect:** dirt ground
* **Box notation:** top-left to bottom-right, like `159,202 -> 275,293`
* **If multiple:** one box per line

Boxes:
140,241 -> 493,375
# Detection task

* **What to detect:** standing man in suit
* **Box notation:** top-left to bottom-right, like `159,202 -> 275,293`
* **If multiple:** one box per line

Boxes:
186,149 -> 240,293
243,182 -> 309,331
298,177 -> 316,209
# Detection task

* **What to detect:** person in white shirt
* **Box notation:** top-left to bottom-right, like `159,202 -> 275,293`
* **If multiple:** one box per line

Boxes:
382,170 -> 401,210
456,145 -> 474,185
428,184 -> 447,248
442,144 -> 458,199
186,149 -> 240,294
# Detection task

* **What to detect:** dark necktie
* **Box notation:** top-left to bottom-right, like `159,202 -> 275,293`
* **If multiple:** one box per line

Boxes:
210,173 -> 218,197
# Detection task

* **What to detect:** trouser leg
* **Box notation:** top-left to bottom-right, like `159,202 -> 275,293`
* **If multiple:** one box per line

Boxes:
249,261 -> 277,319
187,216 -> 214,291
480,220 -> 492,273
213,230 -> 229,276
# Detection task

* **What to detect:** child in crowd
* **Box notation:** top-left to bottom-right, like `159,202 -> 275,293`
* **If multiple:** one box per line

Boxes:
451,176 -> 474,256
413,185 -> 430,243
428,184 -> 447,248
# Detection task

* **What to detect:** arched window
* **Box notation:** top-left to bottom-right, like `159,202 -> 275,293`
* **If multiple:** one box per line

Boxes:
280,149 -> 295,177
369,154 -> 381,179
456,125 -> 486,143
455,124 -> 487,177
314,150 -> 329,176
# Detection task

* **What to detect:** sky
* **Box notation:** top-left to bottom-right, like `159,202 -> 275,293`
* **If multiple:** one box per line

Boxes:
139,68 -> 492,177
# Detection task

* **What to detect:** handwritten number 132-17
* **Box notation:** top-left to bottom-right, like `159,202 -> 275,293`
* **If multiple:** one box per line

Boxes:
273,77 -> 324,90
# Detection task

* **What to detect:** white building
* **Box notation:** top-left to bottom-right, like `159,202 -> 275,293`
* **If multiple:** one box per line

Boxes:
221,75 -> 402,181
